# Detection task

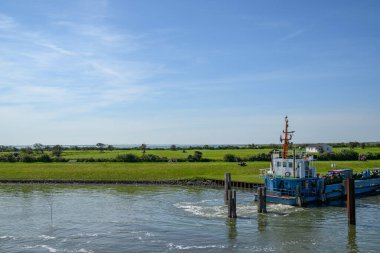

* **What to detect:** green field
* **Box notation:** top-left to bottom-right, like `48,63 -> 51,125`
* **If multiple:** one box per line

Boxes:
3,147 -> 380,161
0,160 -> 379,183
333,147 -> 380,154
61,149 -> 273,160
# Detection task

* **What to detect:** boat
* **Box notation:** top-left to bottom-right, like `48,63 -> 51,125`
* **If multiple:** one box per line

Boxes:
255,116 -> 380,206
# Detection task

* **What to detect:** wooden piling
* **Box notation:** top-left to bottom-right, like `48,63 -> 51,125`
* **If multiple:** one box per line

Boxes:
262,187 -> 267,213
224,173 -> 232,204
257,187 -> 267,213
228,190 -> 237,218
347,178 -> 356,225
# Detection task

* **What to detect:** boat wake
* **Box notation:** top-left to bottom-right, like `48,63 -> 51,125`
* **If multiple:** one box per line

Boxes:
174,200 -> 303,218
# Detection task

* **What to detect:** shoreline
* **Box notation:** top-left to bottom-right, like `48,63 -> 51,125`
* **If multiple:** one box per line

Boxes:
0,179 -> 263,189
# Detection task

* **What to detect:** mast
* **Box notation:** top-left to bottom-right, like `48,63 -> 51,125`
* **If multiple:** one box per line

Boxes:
280,116 -> 295,159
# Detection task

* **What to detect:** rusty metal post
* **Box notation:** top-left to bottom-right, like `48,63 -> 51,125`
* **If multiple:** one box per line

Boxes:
347,178 -> 356,225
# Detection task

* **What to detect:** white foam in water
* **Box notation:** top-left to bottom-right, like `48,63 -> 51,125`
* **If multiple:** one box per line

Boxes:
25,245 -> 94,253
75,232 -> 109,238
174,202 -> 225,218
39,235 -> 56,240
77,249 -> 94,253
267,203 -> 304,216
174,200 -> 304,219
25,245 -> 58,253
0,235 -> 16,240
167,243 -> 226,250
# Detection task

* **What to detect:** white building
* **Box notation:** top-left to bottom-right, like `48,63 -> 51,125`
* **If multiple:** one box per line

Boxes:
306,144 -> 333,153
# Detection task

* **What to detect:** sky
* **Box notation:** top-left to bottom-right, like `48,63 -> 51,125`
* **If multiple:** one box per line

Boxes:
0,0 -> 380,145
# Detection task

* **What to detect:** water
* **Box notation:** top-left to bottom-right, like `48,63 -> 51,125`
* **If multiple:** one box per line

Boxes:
0,184 -> 379,253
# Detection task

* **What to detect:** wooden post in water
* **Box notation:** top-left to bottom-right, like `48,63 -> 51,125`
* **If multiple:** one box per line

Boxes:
257,187 -> 262,213
228,190 -> 237,218
257,187 -> 267,213
224,173 -> 232,204
347,178 -> 356,225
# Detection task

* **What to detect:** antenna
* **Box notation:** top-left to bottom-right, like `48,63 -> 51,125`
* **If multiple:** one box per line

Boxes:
280,116 -> 295,159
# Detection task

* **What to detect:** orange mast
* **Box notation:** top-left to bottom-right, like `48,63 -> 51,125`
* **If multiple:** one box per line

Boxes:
280,116 -> 295,159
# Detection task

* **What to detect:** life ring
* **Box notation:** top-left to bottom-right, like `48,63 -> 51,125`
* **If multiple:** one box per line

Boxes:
285,172 -> 291,177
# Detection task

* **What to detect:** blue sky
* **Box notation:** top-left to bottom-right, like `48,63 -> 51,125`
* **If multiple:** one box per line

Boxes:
0,0 -> 379,145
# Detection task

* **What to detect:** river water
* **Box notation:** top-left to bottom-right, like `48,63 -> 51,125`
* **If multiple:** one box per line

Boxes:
0,184 -> 378,253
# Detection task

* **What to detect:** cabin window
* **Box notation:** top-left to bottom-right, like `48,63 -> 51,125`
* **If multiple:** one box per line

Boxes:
282,161 -> 287,167
288,162 -> 293,168
277,161 -> 281,167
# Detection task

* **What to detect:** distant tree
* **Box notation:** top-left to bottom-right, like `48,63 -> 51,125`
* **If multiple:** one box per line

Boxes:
193,151 -> 203,161
248,143 -> 256,149
349,142 -> 360,149
203,145 -> 210,149
96,143 -> 106,152
140,144 -> 147,154
170,145 -> 177,151
33,143 -> 44,154
108,145 -> 114,151
360,142 -> 366,149
187,151 -> 203,162
21,147 -> 33,155
51,145 -> 63,157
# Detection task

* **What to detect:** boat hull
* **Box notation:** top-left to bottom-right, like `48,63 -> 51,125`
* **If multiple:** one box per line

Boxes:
256,177 -> 380,206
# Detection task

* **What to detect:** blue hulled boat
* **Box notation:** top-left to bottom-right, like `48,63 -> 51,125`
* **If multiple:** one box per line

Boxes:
256,117 -> 380,206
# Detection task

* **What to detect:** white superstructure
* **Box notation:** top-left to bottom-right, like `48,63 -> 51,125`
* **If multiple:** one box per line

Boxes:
269,151 -> 317,178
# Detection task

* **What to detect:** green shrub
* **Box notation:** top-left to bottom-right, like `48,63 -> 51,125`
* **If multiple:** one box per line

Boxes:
224,154 -> 239,162
116,154 -> 140,162
38,154 -> 52,162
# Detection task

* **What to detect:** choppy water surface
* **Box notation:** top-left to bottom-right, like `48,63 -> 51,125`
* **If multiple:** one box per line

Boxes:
0,184 -> 379,253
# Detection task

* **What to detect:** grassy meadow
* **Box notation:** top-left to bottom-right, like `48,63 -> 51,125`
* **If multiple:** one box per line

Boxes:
14,147 -> 380,160
60,148 -> 273,160
0,160 -> 379,183
333,147 -> 380,154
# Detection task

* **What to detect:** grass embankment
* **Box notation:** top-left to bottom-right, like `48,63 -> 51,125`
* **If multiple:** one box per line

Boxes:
0,160 -> 379,183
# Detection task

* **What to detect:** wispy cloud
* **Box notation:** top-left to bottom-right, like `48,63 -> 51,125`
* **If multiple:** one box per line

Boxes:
279,29 -> 305,42
0,14 -> 16,29
0,8 -> 165,118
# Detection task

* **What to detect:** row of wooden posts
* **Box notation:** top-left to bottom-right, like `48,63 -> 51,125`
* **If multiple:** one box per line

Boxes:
224,173 -> 267,218
223,172 -> 356,226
